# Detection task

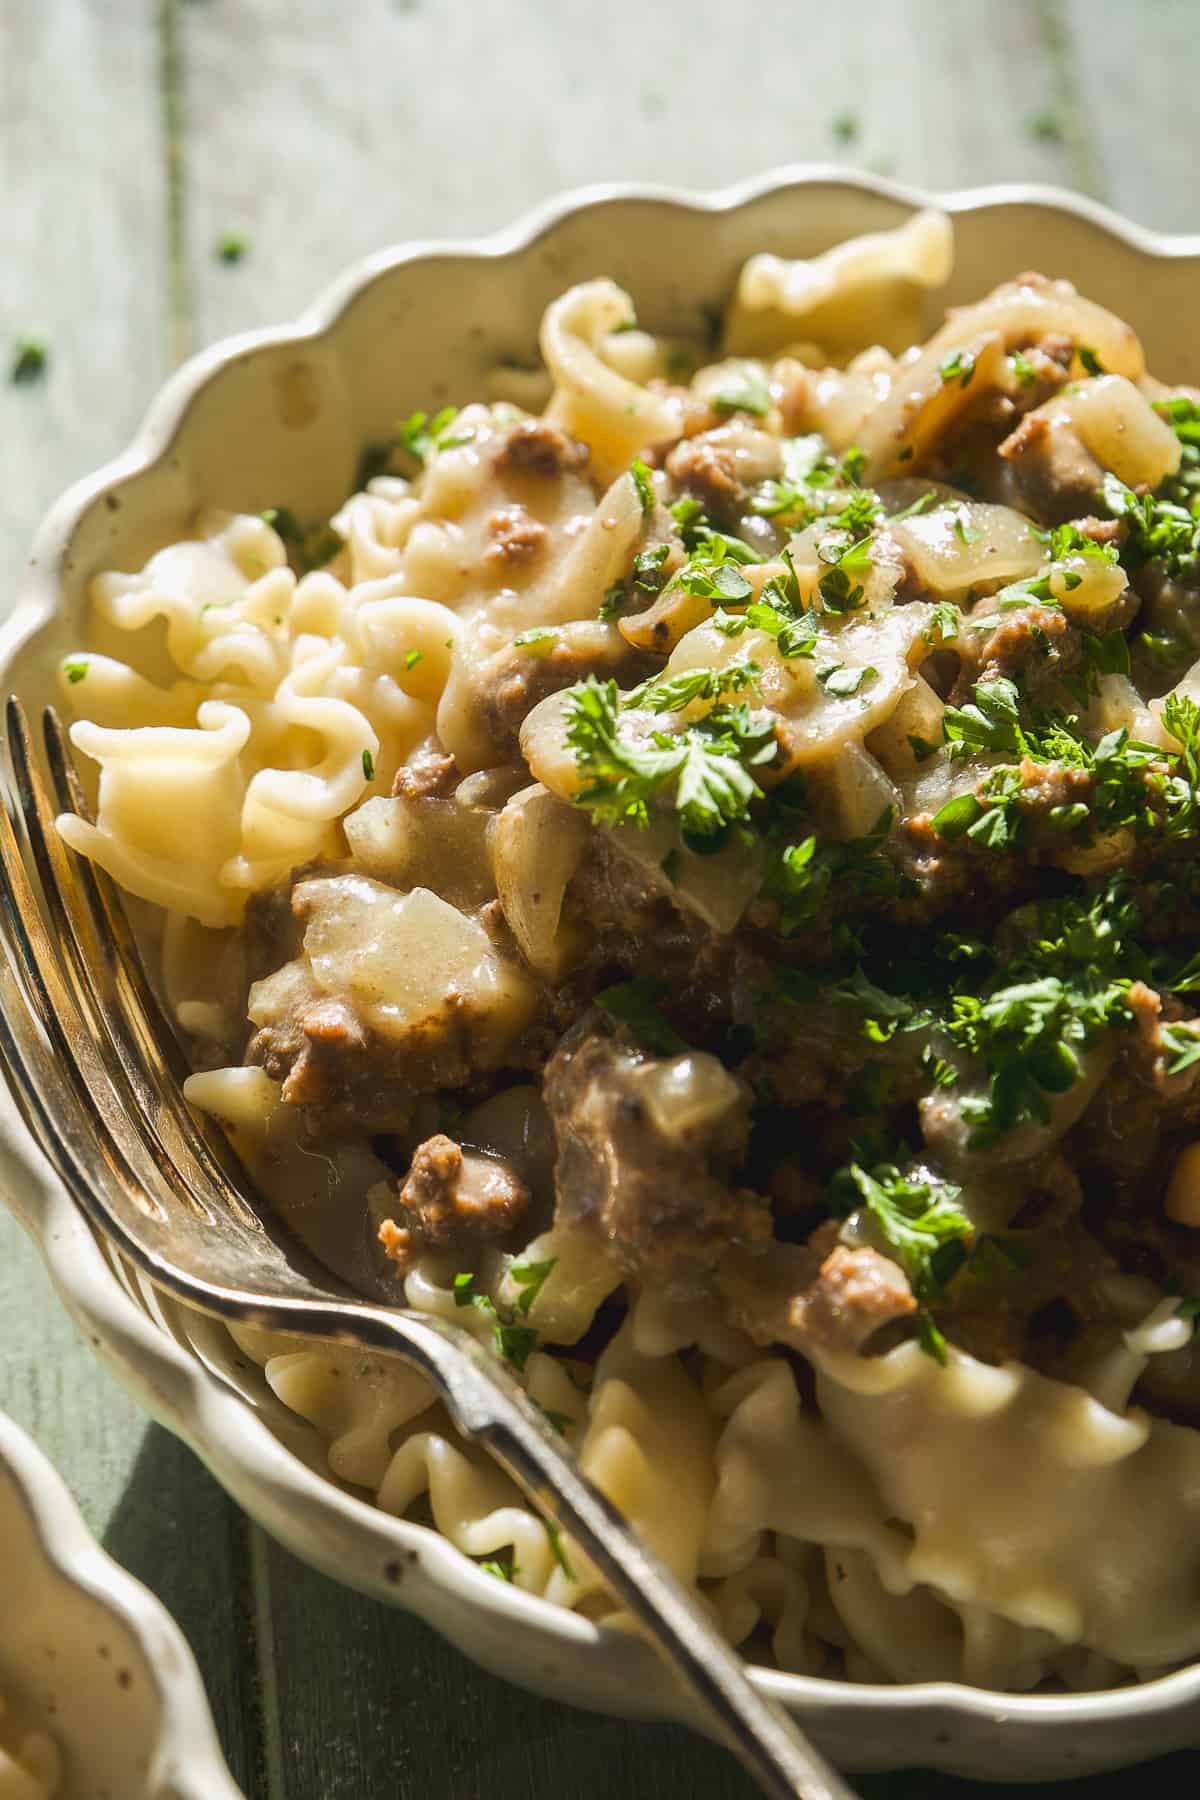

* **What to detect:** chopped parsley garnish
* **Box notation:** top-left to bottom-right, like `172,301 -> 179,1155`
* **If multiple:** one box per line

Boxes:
361,748 -> 375,781
711,361 -> 771,419
479,1557 -> 518,1582
817,663 -> 876,698
494,1323 -> 538,1372
622,663 -> 760,713
828,1159 -> 972,1303
917,1312 -> 949,1364
512,627 -> 558,656
943,882 -> 1140,1147
10,338 -> 48,385
1163,1023 -> 1200,1075
925,602 -> 961,643
1101,471 -> 1200,585
63,659 -> 88,685
563,673 -> 776,847
1011,350 -> 1038,388
1077,346 -> 1106,377
815,526 -> 873,613
596,979 -> 688,1055
544,1521 -> 575,1581
405,648 -> 424,671
630,456 -> 656,516
598,582 -> 627,621
632,543 -> 671,591
938,348 -> 977,389
761,805 -> 902,938
508,1258 -> 557,1317
398,406 -> 472,464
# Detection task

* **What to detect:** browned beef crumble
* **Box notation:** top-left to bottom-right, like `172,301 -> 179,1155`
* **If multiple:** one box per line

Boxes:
477,634 -> 658,755
484,505 -> 547,567
379,1133 -> 531,1271
491,417 -> 590,479
544,1021 -> 771,1289
390,741 -> 459,801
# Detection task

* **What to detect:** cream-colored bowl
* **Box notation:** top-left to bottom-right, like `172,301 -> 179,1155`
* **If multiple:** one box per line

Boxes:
0,1410 -> 242,1800
3,170 -> 1200,1782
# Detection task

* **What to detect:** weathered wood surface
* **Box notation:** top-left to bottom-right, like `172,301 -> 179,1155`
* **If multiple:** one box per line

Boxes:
1,1 -> 1199,1794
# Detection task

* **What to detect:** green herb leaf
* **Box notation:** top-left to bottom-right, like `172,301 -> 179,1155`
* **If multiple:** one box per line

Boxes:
512,627 -> 558,656
596,979 -> 688,1056
938,349 -> 977,390
630,456 -> 656,516
509,1258 -> 558,1317
1011,350 -> 1038,388
494,1322 -> 538,1372
361,748 -> 375,781
11,337 -> 48,385
479,1557 -> 518,1582
711,361 -> 771,419
215,232 -> 249,264
63,659 -> 88,685
405,648 -> 424,671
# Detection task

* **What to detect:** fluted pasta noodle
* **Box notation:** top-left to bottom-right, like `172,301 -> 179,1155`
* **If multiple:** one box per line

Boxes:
726,209 -> 954,359
59,220 -> 1200,1693
541,280 -> 686,479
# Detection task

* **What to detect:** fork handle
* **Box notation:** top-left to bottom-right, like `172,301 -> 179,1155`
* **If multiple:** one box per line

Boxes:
348,1307 -> 856,1800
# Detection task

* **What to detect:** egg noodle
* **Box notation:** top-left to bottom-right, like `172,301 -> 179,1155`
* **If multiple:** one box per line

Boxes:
57,213 -> 1200,1690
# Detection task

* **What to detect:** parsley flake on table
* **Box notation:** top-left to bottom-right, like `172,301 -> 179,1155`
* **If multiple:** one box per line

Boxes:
10,337 -> 47,385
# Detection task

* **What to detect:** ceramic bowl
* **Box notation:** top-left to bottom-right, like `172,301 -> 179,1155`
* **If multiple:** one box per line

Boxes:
0,1410 -> 242,1800
3,169 -> 1200,1782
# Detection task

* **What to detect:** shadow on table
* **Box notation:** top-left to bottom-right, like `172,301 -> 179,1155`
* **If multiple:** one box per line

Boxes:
103,1423 -> 1199,1800
102,1422 -> 263,1795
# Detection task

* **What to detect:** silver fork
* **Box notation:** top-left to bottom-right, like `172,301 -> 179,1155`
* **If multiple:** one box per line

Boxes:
0,698 -> 856,1800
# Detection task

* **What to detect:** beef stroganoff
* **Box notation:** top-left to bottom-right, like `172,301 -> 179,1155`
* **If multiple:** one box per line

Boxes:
56,212 -> 1200,1690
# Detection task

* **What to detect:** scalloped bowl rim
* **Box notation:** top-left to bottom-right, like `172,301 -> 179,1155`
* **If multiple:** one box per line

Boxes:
0,1409 -> 242,1799
2,168 -> 1199,1770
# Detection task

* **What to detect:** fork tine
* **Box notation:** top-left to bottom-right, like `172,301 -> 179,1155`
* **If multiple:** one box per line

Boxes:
39,705 -> 263,1233
0,708 -> 169,1229
8,699 -> 222,1227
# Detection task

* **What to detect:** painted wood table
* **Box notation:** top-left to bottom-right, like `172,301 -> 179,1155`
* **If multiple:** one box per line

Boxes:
1,3 -> 1199,1793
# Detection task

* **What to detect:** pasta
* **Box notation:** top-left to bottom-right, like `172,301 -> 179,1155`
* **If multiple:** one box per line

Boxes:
58,213 -> 1200,1692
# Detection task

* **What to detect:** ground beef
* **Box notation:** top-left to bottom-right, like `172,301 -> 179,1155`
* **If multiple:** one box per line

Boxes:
665,434 -> 746,521
390,741 -> 459,801
890,811 -> 1027,925
479,630 -> 656,755
995,408 -> 1106,526
544,1022 -> 770,1286
788,1236 -> 917,1354
491,417 -> 590,479
248,960 -> 540,1141
663,422 -> 781,527
378,1133 -> 530,1271
950,601 -> 1099,706
485,505 -> 547,567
